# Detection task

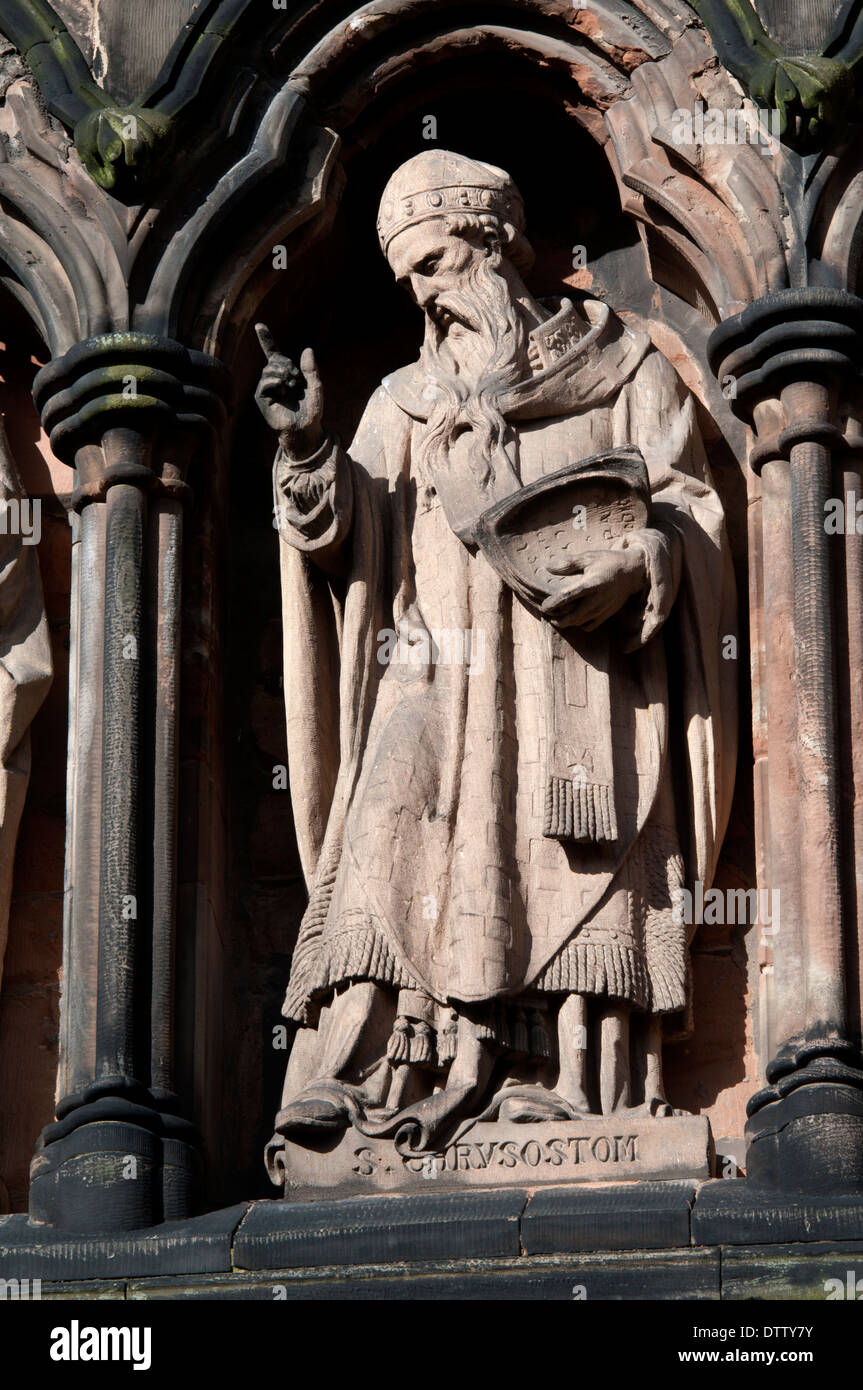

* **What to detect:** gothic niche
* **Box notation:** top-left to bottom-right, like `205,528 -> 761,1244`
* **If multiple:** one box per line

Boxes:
253,144 -> 738,1199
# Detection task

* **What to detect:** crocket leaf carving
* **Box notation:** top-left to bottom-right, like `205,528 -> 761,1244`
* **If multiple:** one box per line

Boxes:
689,0 -> 863,148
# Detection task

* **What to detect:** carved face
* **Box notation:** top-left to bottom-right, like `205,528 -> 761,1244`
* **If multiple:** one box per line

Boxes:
389,215 -> 530,488
387,218 -> 491,334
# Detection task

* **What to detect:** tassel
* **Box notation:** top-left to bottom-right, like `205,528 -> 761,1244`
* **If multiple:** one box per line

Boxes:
438,1011 -> 458,1065
387,1016 -> 412,1066
529,1009 -> 550,1060
543,776 -> 617,842
511,1006 -> 529,1056
410,1020 -> 434,1065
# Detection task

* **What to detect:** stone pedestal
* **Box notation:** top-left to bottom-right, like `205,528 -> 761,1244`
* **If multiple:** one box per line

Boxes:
280,1116 -> 713,1201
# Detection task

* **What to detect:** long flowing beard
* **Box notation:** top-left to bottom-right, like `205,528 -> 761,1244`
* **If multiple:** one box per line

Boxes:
418,259 -> 529,492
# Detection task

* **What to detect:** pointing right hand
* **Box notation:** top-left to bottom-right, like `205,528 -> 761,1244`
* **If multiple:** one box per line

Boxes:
255,323 -> 325,459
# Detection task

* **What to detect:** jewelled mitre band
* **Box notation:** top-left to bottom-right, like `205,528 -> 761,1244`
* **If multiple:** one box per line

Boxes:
377,183 -> 525,254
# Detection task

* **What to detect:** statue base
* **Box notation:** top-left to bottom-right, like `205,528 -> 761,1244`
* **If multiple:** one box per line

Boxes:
281,1115 -> 714,1201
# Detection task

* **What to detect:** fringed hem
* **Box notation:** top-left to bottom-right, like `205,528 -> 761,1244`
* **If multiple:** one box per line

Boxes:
285,919 -> 687,1023
645,909 -> 689,1014
532,939 -> 652,1009
283,918 -> 420,1023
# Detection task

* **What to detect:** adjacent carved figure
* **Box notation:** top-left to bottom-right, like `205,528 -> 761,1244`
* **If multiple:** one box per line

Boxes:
0,422 -> 52,1212
259,152 -> 736,1180
0,423 -> 52,1001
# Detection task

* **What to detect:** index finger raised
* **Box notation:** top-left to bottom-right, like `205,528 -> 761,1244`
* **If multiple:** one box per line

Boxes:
255,322 -> 279,358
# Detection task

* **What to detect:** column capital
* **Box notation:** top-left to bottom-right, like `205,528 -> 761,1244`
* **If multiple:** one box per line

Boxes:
32,334 -> 232,508
708,288 -> 863,470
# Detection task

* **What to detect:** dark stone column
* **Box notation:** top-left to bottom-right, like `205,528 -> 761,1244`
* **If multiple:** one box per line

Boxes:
26,334 -> 230,1231
709,289 -> 863,1193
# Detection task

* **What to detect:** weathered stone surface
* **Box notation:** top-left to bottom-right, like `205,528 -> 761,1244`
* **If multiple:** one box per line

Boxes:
234,1190 -> 526,1269
0,1205 -> 248,1280
50,0 -> 198,104
130,1249 -> 721,1300
692,1179 -> 863,1245
753,0 -> 845,53
522,1180 -> 698,1253
721,1242 -> 863,1300
6,1187 -> 863,1296
38,1279 -> 127,1300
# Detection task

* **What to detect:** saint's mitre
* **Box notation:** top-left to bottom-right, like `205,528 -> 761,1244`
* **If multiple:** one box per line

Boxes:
376,149 -> 527,257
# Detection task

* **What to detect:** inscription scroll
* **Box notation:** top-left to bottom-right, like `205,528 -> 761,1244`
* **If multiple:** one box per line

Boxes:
282,1118 -> 712,1201
354,1133 -> 639,1178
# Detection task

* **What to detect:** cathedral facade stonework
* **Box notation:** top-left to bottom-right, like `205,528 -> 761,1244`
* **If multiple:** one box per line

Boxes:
0,0 -> 862,1306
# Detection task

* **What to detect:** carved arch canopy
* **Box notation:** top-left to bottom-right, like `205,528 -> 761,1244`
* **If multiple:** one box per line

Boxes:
4,0 -> 859,370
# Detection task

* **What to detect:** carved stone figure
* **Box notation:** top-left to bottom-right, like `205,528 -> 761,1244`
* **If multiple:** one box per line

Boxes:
0,422 -> 52,1001
259,151 -> 737,1192
0,421 -> 52,1213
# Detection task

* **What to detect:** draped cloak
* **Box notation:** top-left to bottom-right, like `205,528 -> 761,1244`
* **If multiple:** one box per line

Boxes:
274,297 -> 737,1052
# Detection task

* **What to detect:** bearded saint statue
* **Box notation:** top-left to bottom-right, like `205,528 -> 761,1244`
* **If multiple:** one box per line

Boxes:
258,151 -> 737,1177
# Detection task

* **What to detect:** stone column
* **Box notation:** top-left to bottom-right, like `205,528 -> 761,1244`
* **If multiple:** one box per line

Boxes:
26,334 -> 230,1231
710,289 -> 863,1192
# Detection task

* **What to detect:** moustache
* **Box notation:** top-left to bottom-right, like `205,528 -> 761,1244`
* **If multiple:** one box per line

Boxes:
428,294 -> 484,333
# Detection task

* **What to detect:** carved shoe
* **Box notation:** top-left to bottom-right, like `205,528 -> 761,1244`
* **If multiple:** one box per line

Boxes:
494,1085 -> 581,1123
274,1095 -> 349,1138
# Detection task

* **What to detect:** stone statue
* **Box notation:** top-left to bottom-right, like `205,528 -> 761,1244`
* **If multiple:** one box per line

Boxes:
259,151 -> 737,1193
